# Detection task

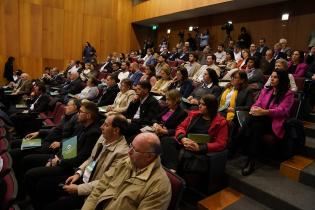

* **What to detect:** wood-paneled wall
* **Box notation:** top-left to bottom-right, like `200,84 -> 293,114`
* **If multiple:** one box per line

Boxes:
132,0 -> 231,22
0,0 -> 133,85
157,0 -> 315,52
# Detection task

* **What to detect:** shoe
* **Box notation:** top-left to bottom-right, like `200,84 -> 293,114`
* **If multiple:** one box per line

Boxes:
241,159 -> 255,176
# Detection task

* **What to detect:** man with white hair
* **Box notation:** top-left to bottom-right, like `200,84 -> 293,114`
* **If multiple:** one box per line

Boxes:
279,38 -> 292,59
81,132 -> 172,210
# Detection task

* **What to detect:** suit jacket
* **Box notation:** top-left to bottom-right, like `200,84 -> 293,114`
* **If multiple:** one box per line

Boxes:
125,94 -> 160,126
288,61 -> 308,77
235,87 -> 254,111
59,121 -> 101,170
154,105 -> 187,136
97,84 -> 120,106
178,52 -> 189,61
168,53 -> 179,61
77,135 -> 129,196
129,70 -> 143,86
28,94 -> 51,113
256,46 -> 268,56
14,80 -> 32,95
60,78 -> 83,95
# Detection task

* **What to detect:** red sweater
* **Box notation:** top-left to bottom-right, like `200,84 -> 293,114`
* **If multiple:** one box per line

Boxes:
175,111 -> 228,152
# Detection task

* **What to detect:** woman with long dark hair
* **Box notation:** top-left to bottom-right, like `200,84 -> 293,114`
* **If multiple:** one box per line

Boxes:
240,69 -> 294,176
161,94 -> 228,173
287,50 -> 308,78
168,66 -> 193,98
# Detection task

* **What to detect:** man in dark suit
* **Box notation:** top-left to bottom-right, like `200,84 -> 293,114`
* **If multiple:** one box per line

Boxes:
256,38 -> 269,56
168,47 -> 179,61
60,71 -> 83,96
124,80 -> 160,138
97,74 -> 120,106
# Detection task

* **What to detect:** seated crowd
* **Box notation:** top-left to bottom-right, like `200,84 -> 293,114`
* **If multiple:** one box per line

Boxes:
0,36 -> 314,210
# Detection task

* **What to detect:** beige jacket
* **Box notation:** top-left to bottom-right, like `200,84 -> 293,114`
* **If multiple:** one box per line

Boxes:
184,62 -> 201,78
81,156 -> 172,210
151,79 -> 172,95
109,89 -> 136,113
77,135 -> 129,196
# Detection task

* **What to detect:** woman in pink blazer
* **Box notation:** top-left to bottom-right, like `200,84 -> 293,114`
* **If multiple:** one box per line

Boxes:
287,50 -> 308,77
241,69 -> 294,176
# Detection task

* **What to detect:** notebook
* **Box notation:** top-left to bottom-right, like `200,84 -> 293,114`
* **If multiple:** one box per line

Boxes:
21,138 -> 42,150
187,133 -> 211,144
98,106 -> 108,113
62,136 -> 77,159
16,104 -> 27,109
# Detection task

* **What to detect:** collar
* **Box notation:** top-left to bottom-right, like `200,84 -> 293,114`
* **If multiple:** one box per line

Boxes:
104,136 -> 125,152
127,156 -> 161,181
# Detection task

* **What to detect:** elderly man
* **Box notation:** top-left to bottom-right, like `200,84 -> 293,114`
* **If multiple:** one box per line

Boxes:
192,54 -> 221,82
82,133 -> 172,210
60,71 -> 83,96
40,114 -> 130,210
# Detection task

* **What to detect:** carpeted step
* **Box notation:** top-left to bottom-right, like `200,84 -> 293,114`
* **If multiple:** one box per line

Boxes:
304,121 -> 315,138
303,136 -> 315,159
226,157 -> 315,210
300,162 -> 315,189
198,187 -> 270,210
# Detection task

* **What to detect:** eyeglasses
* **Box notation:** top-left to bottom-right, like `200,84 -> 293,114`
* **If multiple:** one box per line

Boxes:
129,143 -> 155,154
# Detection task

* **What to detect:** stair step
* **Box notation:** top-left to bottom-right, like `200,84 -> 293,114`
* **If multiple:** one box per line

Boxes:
280,155 -> 314,181
224,196 -> 271,210
304,136 -> 315,159
198,187 -> 270,210
226,157 -> 315,210
304,121 -> 315,138
300,162 -> 315,189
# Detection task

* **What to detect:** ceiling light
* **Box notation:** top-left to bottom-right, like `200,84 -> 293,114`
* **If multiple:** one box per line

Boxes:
282,13 -> 289,21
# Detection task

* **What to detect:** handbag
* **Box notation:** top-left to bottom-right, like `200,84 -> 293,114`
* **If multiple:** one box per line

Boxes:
178,149 -> 208,174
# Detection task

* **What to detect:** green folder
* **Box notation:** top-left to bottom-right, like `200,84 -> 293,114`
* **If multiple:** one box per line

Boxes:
21,138 -> 42,150
62,136 -> 77,159
187,133 -> 211,144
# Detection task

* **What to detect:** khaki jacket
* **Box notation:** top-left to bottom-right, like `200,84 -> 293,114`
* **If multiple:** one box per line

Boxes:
82,156 -> 172,210
110,89 -> 136,114
184,62 -> 201,78
13,80 -> 32,95
77,135 -> 129,196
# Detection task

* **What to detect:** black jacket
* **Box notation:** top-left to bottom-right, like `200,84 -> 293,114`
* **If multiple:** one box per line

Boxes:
28,94 -> 51,113
169,79 -> 193,98
124,94 -> 160,126
59,121 -> 101,169
60,78 -> 83,95
97,84 -> 120,106
154,105 -> 187,136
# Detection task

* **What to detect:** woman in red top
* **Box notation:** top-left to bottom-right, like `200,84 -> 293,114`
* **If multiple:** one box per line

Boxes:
161,94 -> 228,173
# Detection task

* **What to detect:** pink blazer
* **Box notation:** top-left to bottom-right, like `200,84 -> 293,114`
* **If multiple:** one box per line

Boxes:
288,61 -> 308,77
253,88 -> 294,138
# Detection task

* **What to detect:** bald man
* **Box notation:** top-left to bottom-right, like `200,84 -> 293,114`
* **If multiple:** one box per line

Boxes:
82,133 -> 172,210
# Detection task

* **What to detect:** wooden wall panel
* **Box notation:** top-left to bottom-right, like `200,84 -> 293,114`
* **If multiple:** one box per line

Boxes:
42,7 -> 64,59
157,1 -> 315,52
0,0 -> 135,85
63,12 -> 83,60
132,0 -> 231,22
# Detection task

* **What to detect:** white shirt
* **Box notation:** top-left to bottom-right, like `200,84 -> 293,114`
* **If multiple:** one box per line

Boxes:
133,95 -> 149,119
118,71 -> 130,84
215,51 -> 227,64
234,51 -> 242,62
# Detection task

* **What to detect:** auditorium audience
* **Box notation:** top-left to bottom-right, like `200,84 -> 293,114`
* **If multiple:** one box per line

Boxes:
106,78 -> 136,114
155,54 -> 170,77
219,70 -> 254,121
124,80 -> 160,137
184,68 -> 221,107
265,58 -> 297,92
279,38 -> 292,59
161,94 -> 228,173
245,57 -> 264,89
60,71 -> 83,97
129,62 -> 143,87
152,89 -> 187,137
151,67 -> 172,95
192,54 -> 220,82
184,53 -> 201,78
140,64 -> 157,87
222,50 -> 237,71
117,61 -> 130,83
97,74 -> 120,107
75,77 -> 99,100
214,44 -> 227,64
143,48 -> 156,66
23,100 -> 101,209
256,38 -> 269,56
39,114 -> 130,210
168,66 -> 193,98
259,49 -> 276,75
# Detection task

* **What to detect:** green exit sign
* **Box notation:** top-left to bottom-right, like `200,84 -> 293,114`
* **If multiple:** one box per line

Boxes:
152,25 -> 158,30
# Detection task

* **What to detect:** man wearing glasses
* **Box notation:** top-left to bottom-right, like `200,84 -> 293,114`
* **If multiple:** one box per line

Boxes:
82,133 -> 172,210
